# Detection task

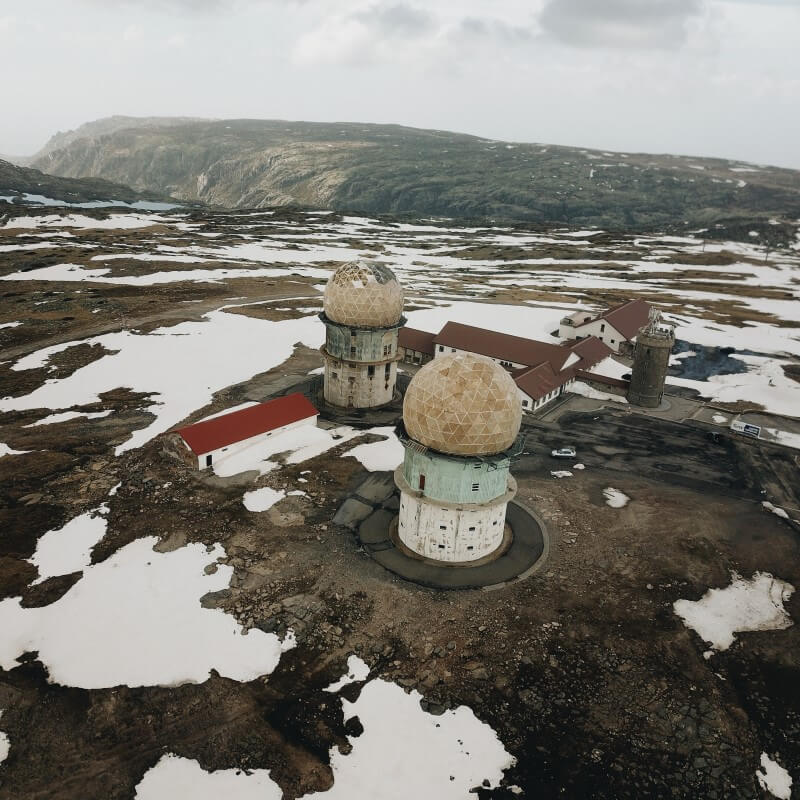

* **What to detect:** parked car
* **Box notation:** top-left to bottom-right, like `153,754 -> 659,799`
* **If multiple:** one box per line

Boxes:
551,447 -> 577,458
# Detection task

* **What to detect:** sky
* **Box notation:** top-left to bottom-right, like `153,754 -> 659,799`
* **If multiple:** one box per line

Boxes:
0,0 -> 798,168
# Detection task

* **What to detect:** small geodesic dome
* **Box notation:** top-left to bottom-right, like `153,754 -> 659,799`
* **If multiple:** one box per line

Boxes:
403,353 -> 522,456
323,261 -> 404,328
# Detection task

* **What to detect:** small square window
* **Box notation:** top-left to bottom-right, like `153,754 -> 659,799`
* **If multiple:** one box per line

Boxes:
439,525 -> 446,530
467,546 -> 474,551
438,345 -> 444,352
471,483 -> 479,491
438,544 -> 445,549
468,526 -> 476,532
331,371 -> 338,379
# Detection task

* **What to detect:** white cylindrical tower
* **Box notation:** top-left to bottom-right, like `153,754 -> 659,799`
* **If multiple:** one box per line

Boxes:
395,353 -> 522,563
320,261 -> 406,409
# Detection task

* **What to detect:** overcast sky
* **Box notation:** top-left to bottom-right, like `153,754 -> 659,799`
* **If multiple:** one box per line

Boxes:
1,0 -> 798,167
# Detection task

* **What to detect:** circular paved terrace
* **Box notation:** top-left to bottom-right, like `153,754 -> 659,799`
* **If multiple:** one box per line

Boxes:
354,491 -> 549,590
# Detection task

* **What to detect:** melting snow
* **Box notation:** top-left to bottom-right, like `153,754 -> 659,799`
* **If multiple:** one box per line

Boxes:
243,486 -> 286,512
0,537 -> 295,688
762,501 -> 790,520
343,427 -> 404,471
303,678 -> 514,800
0,308 -> 323,455
673,572 -> 794,652
24,410 -> 111,427
0,321 -> 22,330
324,655 -> 371,693
756,753 -> 792,799
29,505 -> 109,583
603,488 -> 630,508
0,443 -> 30,457
0,710 -> 8,765
135,754 -> 282,800
551,471 -> 573,478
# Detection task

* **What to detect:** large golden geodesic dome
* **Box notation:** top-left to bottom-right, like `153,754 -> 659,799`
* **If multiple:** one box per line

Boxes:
323,261 -> 404,327
403,353 -> 522,456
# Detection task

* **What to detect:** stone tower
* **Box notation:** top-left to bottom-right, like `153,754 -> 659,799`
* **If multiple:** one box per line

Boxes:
320,261 -> 406,409
395,353 -> 522,563
627,309 -> 675,408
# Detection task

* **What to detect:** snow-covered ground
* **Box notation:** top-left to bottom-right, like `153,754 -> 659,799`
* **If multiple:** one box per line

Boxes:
243,486 -> 286,512
603,488 -> 630,508
135,755 -> 282,800
673,572 -> 794,652
28,505 -> 109,583
756,752 -> 793,800
0,537 -> 295,688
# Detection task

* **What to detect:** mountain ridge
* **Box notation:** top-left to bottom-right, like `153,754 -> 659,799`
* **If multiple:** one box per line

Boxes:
30,116 -> 800,229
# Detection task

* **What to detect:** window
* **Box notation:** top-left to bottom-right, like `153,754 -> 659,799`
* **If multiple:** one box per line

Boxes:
205,454 -> 212,467
438,544 -> 445,549
439,345 -> 444,352
351,330 -> 357,338
439,525 -> 446,531
468,526 -> 476,532
610,339 -> 615,344
473,463 -> 481,470
523,399 -> 529,407
348,376 -> 355,385
451,348 -> 456,353
419,475 -> 426,490
467,546 -> 474,551
385,363 -> 391,377
331,371 -> 338,379
600,323 -> 605,332
368,365 -> 375,377
471,483 -> 479,491
350,346 -> 356,357
492,520 -> 498,526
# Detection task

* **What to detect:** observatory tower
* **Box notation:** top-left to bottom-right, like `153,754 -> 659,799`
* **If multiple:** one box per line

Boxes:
395,353 -> 522,563
320,261 -> 406,409
627,309 -> 675,408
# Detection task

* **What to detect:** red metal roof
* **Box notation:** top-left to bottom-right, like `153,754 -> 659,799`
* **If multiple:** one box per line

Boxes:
175,394 -> 318,455
574,298 -> 652,341
398,327 -> 436,355
434,321 -> 574,372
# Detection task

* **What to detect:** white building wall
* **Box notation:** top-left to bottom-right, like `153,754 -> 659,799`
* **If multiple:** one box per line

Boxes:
397,486 -> 512,562
193,414 -> 318,470
559,319 -> 626,352
433,345 -> 526,371
518,379 -> 574,413
323,358 -> 396,408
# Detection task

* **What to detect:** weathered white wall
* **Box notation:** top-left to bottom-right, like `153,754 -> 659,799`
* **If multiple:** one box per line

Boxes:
193,414 -> 318,470
323,358 -> 397,408
433,344 -> 526,371
397,478 -> 516,562
559,319 -> 625,352
518,381 -> 572,413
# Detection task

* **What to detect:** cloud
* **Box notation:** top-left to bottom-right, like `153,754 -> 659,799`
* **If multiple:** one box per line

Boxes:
539,0 -> 703,48
292,2 -> 434,66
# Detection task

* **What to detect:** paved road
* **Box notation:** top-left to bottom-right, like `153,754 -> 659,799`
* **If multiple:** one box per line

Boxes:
518,409 -> 800,516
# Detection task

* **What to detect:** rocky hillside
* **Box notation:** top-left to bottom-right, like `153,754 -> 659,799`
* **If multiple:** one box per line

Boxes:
0,157 -> 177,207
31,117 -> 800,229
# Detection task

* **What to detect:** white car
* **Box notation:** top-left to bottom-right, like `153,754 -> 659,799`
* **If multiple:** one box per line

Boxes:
551,447 -> 576,458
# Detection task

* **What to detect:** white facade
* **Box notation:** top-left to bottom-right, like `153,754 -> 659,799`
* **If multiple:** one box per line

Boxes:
435,344 -> 579,372
323,359 -> 397,408
183,414 -> 318,470
517,379 -> 575,413
559,316 -> 626,353
396,470 -> 516,563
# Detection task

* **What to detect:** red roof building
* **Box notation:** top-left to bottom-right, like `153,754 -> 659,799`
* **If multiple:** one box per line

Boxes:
176,393 -> 318,458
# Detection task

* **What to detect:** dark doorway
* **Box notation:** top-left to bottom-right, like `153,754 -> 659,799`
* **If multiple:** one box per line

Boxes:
205,454 -> 213,467
419,474 -> 426,491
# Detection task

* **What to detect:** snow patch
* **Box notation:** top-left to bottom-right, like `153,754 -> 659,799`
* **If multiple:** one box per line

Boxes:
756,752 -> 792,800
343,427 -> 404,471
243,486 -> 286,512
0,443 -> 30,457
135,754 -> 282,800
304,678 -> 514,799
550,470 -> 573,478
603,488 -> 630,508
29,505 -> 109,583
324,655 -> 371,693
673,572 -> 794,652
0,537 -> 295,688
762,501 -> 790,520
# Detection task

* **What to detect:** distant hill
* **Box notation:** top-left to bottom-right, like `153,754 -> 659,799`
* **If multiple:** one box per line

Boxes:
30,117 -> 800,229
0,157 -> 178,207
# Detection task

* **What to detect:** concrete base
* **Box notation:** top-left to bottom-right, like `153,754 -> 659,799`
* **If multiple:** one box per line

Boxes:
342,474 -> 549,590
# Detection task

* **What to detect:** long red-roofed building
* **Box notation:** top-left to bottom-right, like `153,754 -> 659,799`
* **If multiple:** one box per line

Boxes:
174,393 -> 318,470
398,321 -> 615,412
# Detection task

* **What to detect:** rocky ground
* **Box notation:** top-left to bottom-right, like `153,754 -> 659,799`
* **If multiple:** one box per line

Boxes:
0,205 -> 798,799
